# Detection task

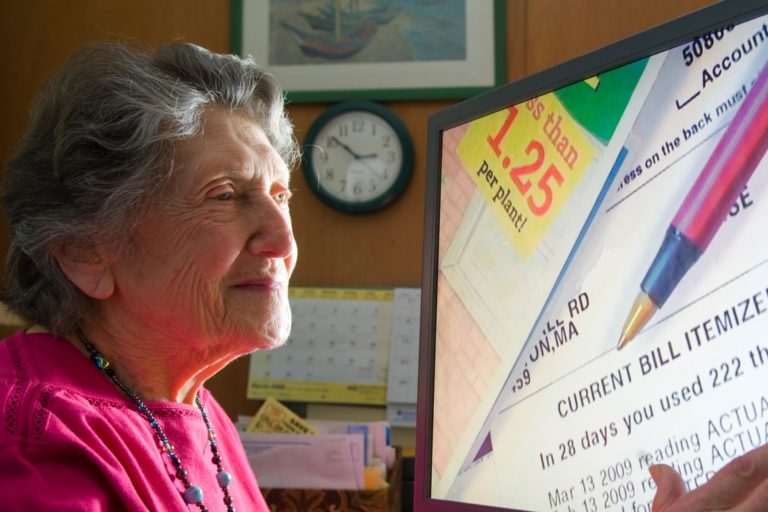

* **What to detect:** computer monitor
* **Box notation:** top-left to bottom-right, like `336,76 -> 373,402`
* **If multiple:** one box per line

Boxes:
416,1 -> 768,510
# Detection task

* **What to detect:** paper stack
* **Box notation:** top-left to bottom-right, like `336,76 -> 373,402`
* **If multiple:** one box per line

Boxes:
240,397 -> 396,491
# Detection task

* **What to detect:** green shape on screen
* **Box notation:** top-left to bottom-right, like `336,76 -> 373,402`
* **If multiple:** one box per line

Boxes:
555,58 -> 648,144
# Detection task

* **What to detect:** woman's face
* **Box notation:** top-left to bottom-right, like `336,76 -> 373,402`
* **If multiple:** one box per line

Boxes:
109,106 -> 297,354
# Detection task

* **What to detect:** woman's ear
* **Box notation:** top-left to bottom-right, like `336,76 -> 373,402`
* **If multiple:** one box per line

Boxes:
53,243 -> 115,300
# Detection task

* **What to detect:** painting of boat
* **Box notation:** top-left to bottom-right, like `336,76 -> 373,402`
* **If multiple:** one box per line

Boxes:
239,0 -> 497,100
280,17 -> 378,60
311,3 -> 400,28
268,0 -> 465,65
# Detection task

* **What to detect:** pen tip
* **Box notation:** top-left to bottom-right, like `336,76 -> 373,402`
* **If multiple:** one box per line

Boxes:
617,292 -> 657,350
617,332 -> 632,350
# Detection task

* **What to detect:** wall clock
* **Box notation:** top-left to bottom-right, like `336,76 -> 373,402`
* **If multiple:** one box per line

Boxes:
302,100 -> 414,214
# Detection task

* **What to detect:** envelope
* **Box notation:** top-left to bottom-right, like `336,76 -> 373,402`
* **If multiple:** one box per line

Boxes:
311,420 -> 396,468
240,432 -> 365,490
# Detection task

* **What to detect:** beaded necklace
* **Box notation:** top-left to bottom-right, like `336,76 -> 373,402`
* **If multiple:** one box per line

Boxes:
74,326 -> 236,512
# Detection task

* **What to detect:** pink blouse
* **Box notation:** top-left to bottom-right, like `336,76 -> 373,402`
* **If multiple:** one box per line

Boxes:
0,330 -> 269,511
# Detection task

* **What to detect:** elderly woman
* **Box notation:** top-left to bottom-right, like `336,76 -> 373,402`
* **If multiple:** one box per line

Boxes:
0,42 -> 295,510
3,41 -> 768,512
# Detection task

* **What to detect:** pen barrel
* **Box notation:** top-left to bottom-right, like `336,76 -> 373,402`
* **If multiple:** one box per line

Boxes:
673,62 -> 768,249
641,226 -> 701,307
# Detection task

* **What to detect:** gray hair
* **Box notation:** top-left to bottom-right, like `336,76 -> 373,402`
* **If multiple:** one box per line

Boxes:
1,42 -> 298,335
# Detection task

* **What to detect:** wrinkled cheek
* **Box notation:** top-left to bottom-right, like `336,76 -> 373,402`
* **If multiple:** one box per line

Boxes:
267,292 -> 292,346
252,291 -> 292,350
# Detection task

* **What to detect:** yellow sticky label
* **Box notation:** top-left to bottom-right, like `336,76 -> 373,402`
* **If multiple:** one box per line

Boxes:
247,379 -> 387,405
289,287 -> 393,302
456,93 -> 596,258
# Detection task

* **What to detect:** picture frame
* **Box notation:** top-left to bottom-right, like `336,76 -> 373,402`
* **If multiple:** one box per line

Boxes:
230,0 -> 506,102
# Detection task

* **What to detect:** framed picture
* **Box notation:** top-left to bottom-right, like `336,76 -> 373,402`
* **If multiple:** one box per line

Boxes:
230,0 -> 506,102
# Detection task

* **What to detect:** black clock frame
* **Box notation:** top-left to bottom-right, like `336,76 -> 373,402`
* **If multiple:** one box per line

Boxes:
301,100 -> 414,214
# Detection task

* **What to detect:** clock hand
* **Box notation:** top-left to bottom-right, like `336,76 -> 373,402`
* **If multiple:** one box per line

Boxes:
329,136 -> 385,178
330,136 -> 362,159
355,157 -> 385,180
331,136 -> 377,159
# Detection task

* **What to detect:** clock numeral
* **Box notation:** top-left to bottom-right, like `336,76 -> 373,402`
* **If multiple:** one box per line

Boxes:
382,134 -> 391,148
386,150 -> 397,163
369,181 -> 378,193
324,169 -> 334,181
352,120 -> 365,133
340,179 -> 347,192
337,124 -> 349,137
353,183 -> 363,196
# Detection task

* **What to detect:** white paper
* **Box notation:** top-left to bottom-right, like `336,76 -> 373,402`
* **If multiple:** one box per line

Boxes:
240,432 -> 365,490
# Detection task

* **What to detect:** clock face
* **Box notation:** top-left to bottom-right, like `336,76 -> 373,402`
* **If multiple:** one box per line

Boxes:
303,101 -> 413,213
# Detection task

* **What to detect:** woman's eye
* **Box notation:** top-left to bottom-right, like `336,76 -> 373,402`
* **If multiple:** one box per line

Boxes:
274,191 -> 290,206
214,191 -> 234,201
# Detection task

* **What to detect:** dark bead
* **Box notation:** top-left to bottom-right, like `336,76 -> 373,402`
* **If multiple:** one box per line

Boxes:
212,455 -> 222,464
176,469 -> 187,479
224,495 -> 233,505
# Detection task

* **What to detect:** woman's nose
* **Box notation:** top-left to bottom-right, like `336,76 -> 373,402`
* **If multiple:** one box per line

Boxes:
246,197 -> 296,261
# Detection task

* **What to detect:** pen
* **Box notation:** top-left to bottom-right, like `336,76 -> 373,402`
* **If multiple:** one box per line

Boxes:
617,61 -> 768,349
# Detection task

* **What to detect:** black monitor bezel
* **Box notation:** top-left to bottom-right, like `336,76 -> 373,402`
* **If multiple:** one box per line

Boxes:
415,1 -> 768,511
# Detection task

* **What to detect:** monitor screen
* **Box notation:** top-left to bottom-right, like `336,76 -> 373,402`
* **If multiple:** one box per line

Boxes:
416,1 -> 768,511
